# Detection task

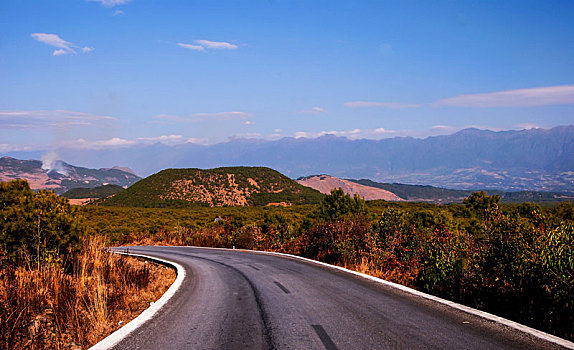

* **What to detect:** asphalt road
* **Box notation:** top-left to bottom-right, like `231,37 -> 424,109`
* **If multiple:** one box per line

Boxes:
109,246 -> 567,350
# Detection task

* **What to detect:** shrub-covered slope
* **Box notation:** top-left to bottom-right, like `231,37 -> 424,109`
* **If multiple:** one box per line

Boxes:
61,184 -> 124,199
101,167 -> 324,208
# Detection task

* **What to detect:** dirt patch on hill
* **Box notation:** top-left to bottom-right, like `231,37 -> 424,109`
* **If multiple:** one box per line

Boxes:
297,175 -> 403,201
161,173 -> 255,206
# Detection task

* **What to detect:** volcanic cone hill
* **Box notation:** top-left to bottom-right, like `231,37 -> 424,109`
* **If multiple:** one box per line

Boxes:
101,167 -> 324,208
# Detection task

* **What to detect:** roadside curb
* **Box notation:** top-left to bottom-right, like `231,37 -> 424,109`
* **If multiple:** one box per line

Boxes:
89,250 -> 186,350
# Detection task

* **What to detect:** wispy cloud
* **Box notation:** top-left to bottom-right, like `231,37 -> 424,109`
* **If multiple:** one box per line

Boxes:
52,49 -> 68,56
433,85 -> 574,107
344,101 -> 422,108
0,144 -> 36,153
177,40 -> 238,52
177,43 -> 205,51
515,123 -> 542,130
187,137 -> 209,145
31,33 -> 94,56
0,110 -> 116,129
136,135 -> 183,144
87,0 -> 130,7
431,125 -> 457,132
194,40 -> 237,50
57,134 -> 192,150
299,106 -> 328,114
112,9 -> 125,16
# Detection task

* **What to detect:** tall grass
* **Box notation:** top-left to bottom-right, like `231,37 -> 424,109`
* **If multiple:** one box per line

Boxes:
0,237 -> 175,349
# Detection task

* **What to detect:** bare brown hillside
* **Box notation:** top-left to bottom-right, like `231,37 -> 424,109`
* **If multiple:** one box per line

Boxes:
297,175 -> 403,201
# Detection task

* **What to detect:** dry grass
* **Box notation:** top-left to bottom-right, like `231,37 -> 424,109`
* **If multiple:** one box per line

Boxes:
0,237 -> 175,350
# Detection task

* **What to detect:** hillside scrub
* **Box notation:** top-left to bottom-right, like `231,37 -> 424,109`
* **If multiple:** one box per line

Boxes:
100,167 -> 324,208
84,190 -> 574,341
0,180 -> 176,349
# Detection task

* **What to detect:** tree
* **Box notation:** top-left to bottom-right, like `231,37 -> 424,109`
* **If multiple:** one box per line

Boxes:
463,191 -> 500,217
463,192 -> 501,237
1,180 -> 81,267
317,188 -> 367,221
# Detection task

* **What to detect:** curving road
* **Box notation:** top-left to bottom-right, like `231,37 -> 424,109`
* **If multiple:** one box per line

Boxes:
108,246 -> 569,350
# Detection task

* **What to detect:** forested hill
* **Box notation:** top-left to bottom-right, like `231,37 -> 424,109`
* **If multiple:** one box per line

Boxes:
101,167 -> 324,208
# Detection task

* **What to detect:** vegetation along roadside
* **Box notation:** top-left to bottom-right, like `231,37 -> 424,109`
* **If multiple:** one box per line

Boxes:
0,180 -> 176,350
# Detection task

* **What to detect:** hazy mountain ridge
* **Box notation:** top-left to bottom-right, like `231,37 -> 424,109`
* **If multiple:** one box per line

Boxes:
3,126 -> 573,192
0,156 -> 140,194
349,179 -> 574,204
101,167 -> 324,208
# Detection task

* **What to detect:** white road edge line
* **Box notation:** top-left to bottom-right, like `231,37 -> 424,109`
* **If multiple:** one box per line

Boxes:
195,246 -> 574,349
89,251 -> 186,350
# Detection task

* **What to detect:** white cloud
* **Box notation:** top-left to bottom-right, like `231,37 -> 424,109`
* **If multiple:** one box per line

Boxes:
0,110 -> 116,129
293,128 -> 396,140
59,134 -> 190,150
186,137 -> 209,145
67,137 -> 135,149
433,85 -> 574,107
113,9 -> 125,16
177,43 -> 205,51
136,135 -> 183,143
373,127 -> 396,134
31,33 -> 93,56
0,144 -> 36,153
152,114 -> 186,123
194,40 -> 237,50
31,33 -> 75,53
431,125 -> 457,131
344,101 -> 422,108
515,123 -> 542,130
177,40 -> 238,52
88,0 -> 131,7
299,106 -> 328,114
244,121 -> 255,125
53,49 -> 68,56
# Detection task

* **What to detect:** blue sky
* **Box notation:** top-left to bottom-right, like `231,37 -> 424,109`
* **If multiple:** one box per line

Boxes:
1,0 -> 573,152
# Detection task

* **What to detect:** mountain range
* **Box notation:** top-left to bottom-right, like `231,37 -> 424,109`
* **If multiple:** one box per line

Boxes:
0,156 -> 140,194
3,126 -> 573,192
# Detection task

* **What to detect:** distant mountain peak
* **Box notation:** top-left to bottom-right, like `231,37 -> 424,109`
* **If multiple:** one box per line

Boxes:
0,157 -> 141,194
